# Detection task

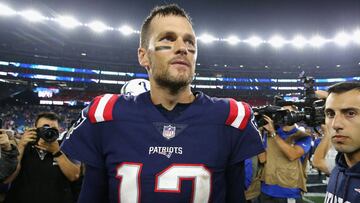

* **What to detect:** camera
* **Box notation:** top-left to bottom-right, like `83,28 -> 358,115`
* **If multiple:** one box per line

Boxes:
253,106 -> 303,127
253,72 -> 325,128
34,125 -> 59,143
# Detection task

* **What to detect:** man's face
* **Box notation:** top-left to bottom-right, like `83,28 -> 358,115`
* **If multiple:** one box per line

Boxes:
36,118 -> 59,131
281,105 -> 296,112
139,15 -> 197,92
280,105 -> 297,128
36,118 -> 59,143
325,89 -> 360,154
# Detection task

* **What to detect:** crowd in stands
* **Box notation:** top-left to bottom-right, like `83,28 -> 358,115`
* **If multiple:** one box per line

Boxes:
0,105 -> 81,134
51,90 -> 104,103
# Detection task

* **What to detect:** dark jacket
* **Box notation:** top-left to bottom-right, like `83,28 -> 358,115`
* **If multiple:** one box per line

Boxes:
325,153 -> 360,203
4,144 -> 75,203
0,145 -> 18,182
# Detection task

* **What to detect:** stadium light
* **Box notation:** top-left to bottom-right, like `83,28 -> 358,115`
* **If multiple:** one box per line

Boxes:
119,25 -> 134,36
333,32 -> 351,47
0,3 -> 16,16
268,35 -> 287,48
198,34 -> 217,44
244,36 -> 264,47
87,21 -> 110,32
1,4 -> 360,49
56,16 -> 82,29
225,35 -> 241,45
353,29 -> 360,44
20,10 -> 46,22
291,35 -> 307,48
309,35 -> 327,48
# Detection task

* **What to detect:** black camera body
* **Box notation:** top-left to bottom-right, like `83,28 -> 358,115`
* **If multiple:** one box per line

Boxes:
253,105 -> 305,127
33,125 -> 59,144
253,72 -> 325,128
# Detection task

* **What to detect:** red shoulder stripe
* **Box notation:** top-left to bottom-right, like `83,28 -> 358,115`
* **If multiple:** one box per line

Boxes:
88,95 -> 102,123
103,94 -> 118,121
239,102 -> 251,130
226,99 -> 252,130
88,94 -> 118,123
225,99 -> 238,125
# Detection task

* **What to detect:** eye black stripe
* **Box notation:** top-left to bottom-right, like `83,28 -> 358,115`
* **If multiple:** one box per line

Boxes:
155,46 -> 172,51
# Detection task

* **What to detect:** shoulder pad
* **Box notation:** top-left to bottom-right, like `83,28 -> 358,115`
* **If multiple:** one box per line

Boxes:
88,94 -> 119,123
225,98 -> 252,130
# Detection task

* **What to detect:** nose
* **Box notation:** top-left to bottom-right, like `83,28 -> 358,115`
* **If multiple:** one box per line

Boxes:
174,38 -> 188,55
331,113 -> 344,132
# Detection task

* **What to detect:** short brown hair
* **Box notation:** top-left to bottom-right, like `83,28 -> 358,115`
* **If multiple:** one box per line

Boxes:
328,81 -> 360,94
140,4 -> 192,48
35,112 -> 60,127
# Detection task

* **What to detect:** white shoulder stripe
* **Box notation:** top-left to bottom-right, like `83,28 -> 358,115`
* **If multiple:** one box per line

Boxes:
94,94 -> 113,122
231,102 -> 246,128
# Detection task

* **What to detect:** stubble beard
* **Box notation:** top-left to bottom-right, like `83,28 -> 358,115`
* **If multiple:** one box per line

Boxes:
154,69 -> 193,95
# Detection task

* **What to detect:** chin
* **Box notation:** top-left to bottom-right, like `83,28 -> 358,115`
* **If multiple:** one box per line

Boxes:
333,144 -> 346,152
172,75 -> 192,84
335,146 -> 357,154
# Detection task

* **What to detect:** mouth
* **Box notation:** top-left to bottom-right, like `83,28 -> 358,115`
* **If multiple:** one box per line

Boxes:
170,59 -> 191,68
332,135 -> 349,142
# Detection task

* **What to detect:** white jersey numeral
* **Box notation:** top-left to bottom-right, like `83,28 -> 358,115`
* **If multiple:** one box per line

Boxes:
155,164 -> 211,203
116,163 -> 143,203
116,163 -> 211,203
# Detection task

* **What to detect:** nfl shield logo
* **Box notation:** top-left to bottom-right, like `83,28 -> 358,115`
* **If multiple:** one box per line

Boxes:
162,125 -> 176,139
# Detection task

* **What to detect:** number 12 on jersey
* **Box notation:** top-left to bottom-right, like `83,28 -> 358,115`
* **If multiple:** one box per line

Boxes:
116,163 -> 212,203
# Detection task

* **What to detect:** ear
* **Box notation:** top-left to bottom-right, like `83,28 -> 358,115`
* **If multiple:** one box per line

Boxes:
138,48 -> 150,69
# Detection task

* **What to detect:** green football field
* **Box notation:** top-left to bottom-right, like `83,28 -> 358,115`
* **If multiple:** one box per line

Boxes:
303,195 -> 325,203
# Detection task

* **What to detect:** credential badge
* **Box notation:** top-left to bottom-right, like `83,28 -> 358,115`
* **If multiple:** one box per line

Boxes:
162,125 -> 176,140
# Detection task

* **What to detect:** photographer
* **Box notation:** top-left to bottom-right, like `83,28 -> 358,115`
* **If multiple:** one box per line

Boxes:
0,129 -> 18,182
260,105 -> 312,203
4,112 -> 81,203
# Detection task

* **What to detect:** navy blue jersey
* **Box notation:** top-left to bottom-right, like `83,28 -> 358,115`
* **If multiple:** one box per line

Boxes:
62,91 -> 264,203
325,153 -> 360,203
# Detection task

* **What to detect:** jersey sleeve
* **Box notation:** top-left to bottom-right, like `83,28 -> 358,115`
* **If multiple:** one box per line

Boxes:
295,136 -> 312,154
225,99 -> 265,165
61,94 -> 119,168
61,108 -> 104,168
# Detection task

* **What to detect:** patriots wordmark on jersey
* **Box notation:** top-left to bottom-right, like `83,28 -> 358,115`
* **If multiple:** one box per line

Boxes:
62,92 -> 264,203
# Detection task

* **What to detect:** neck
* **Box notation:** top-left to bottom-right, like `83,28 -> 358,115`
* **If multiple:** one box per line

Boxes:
344,150 -> 360,168
150,84 -> 195,111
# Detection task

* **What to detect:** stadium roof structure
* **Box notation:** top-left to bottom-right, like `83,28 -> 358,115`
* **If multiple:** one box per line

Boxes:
0,0 -> 359,74
0,0 -> 359,104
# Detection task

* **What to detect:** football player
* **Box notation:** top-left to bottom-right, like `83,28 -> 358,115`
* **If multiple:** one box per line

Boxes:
62,4 -> 264,203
